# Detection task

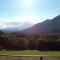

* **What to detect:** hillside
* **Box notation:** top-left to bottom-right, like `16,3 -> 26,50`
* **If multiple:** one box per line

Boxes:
24,15 -> 60,34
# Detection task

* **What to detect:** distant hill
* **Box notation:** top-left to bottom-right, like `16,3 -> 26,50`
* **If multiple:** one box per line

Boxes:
24,15 -> 60,34
0,22 -> 32,32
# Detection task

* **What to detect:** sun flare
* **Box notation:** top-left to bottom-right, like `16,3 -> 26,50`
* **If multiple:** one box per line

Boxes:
22,0 -> 34,7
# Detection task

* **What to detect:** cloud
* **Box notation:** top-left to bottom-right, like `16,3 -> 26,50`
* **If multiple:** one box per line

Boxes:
13,16 -> 46,24
0,16 -> 42,24
0,16 -> 46,29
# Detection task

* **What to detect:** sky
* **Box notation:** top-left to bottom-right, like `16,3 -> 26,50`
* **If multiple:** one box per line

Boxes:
0,0 -> 60,24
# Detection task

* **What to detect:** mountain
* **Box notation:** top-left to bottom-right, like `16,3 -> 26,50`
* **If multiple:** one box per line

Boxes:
0,22 -> 32,32
24,15 -> 60,34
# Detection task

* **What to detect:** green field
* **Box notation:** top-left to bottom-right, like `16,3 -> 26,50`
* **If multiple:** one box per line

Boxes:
0,50 -> 60,60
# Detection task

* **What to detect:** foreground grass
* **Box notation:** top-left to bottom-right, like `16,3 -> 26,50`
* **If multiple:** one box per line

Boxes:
0,50 -> 60,55
0,50 -> 60,60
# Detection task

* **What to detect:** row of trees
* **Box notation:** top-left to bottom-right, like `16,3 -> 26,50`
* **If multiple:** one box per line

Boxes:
0,30 -> 60,50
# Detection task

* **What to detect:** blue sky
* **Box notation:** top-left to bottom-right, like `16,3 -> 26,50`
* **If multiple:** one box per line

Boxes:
0,0 -> 60,24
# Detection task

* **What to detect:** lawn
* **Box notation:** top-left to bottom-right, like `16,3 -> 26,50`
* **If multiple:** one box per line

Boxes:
0,50 -> 60,60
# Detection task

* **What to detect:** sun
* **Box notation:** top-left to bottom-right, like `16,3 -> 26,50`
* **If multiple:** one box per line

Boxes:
22,0 -> 34,7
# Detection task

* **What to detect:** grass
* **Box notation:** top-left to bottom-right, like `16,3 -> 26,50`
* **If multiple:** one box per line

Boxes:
0,50 -> 60,60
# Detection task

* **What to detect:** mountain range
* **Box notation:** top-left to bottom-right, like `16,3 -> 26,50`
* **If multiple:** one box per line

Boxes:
0,15 -> 60,34
24,15 -> 60,34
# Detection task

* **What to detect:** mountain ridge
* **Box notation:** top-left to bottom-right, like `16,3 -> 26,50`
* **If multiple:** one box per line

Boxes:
23,15 -> 60,34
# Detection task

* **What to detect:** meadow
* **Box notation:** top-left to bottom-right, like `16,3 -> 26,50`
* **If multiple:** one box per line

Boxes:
0,50 -> 60,60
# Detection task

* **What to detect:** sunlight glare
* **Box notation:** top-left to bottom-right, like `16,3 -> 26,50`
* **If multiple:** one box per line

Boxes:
22,0 -> 35,7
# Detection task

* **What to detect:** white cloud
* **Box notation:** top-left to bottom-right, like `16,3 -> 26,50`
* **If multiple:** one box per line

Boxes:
11,16 -> 42,24
0,16 -> 45,24
0,16 -> 46,29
